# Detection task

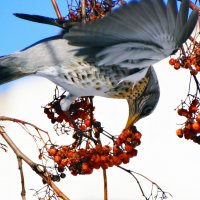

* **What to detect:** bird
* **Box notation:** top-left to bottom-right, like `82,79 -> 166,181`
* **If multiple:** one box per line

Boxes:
0,0 -> 198,128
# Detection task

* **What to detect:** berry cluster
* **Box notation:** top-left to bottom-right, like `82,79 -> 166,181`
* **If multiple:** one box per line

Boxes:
47,127 -> 141,176
176,97 -> 200,143
168,35 -> 200,144
43,94 -> 95,134
67,0 -> 125,22
169,42 -> 200,75
43,89 -> 141,176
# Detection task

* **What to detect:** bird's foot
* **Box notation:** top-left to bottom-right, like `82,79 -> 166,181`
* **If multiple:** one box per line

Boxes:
60,93 -> 77,111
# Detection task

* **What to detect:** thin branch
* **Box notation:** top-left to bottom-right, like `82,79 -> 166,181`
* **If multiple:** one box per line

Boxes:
118,166 -> 172,199
81,0 -> 86,22
117,166 -> 147,199
0,126 -> 70,200
177,0 -> 199,11
0,116 -> 48,134
51,0 -> 65,20
0,116 -> 52,149
188,0 -> 200,11
103,169 -> 108,200
193,75 -> 200,94
17,156 -> 26,200
0,142 -> 8,152
64,111 -> 99,144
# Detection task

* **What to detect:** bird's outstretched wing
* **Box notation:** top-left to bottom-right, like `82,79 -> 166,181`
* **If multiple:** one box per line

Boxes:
12,0 -> 198,70
64,0 -> 198,68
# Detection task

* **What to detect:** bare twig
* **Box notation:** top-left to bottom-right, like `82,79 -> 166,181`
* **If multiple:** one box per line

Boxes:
177,0 -> 199,11
117,166 -> 172,200
64,111 -> 99,144
0,142 -> 8,152
0,116 -> 52,150
81,0 -> 86,22
0,116 -> 48,134
51,0 -> 65,20
103,169 -> 108,200
193,75 -> 200,94
117,166 -> 147,199
188,0 -> 200,11
17,156 -> 26,200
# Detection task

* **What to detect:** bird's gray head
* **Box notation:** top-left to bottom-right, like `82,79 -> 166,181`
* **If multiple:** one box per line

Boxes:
125,66 -> 160,128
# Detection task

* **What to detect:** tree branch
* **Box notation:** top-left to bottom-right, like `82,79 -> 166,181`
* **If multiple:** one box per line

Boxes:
0,126 -> 70,200
17,156 -> 26,200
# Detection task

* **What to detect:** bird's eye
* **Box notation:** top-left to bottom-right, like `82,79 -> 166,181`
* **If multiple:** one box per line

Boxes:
142,105 -> 153,117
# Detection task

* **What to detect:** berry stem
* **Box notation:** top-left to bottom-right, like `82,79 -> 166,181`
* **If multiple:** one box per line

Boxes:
192,75 -> 200,94
64,111 -> 99,145
103,169 -> 108,200
81,0 -> 86,22
51,0 -> 65,21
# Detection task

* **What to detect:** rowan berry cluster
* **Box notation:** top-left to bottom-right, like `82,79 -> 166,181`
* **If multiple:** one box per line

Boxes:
168,35 -> 200,144
43,89 -> 141,176
47,127 -> 141,176
169,41 -> 200,75
43,93 -> 95,134
67,0 -> 125,22
176,97 -> 200,144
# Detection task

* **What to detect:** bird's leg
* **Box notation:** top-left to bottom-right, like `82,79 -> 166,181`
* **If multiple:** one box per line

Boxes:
60,93 -> 77,111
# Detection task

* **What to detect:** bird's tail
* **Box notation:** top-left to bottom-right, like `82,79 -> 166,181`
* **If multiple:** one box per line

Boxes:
0,55 -> 27,85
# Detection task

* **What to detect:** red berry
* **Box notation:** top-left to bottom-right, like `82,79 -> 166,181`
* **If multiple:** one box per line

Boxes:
79,124 -> 86,131
174,62 -> 180,70
47,112 -> 54,119
192,122 -> 200,132
185,122 -> 192,130
190,70 -> 198,75
127,149 -> 137,158
169,58 -> 176,65
100,155 -> 108,163
177,108 -> 188,117
112,156 -> 122,166
189,105 -> 198,113
121,153 -> 130,164
184,61 -> 191,68
192,99 -> 199,106
44,108 -> 49,114
125,144 -> 134,152
48,147 -> 57,156
84,119 -> 91,127
54,155 -> 61,164
176,129 -> 183,138
57,115 -> 63,123
60,159 -> 68,167
134,132 -> 142,140
196,114 -> 200,122
115,138 -> 122,146
58,167 -> 65,172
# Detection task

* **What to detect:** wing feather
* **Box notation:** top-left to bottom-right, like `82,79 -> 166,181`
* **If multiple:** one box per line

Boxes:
166,0 -> 177,33
64,0 -> 198,70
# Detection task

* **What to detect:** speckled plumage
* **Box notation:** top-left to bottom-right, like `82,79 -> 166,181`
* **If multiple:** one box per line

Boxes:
0,0 -> 198,127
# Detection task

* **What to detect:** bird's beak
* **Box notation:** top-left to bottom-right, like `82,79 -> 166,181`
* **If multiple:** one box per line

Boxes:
125,113 -> 140,129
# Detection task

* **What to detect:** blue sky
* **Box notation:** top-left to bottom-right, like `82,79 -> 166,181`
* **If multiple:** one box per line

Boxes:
0,0 -> 65,54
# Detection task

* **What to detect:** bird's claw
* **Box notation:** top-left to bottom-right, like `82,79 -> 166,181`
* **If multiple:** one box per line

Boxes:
60,94 -> 77,111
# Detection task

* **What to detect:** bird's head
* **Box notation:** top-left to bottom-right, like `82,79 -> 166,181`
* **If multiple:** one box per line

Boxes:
125,66 -> 160,129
